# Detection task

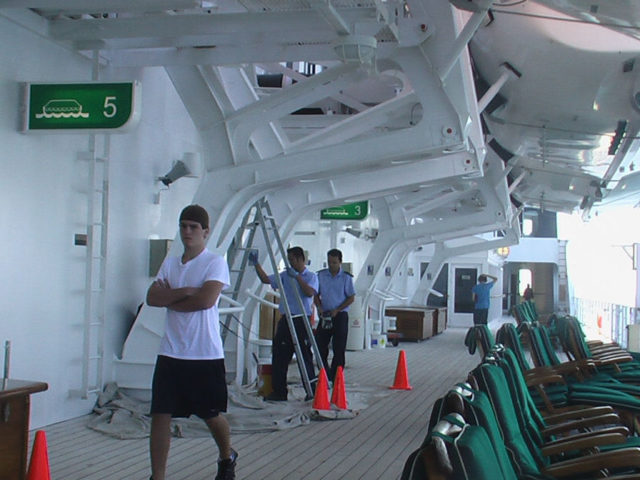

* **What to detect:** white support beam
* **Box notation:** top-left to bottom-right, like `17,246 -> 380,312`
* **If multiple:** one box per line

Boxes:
402,189 -> 468,219
354,212 -> 509,316
310,0 -> 351,35
275,152 -> 477,241
286,90 -> 416,153
48,10 -> 375,42
508,170 -> 528,194
257,63 -> 370,113
477,67 -> 513,113
211,150 -> 477,255
353,154 -> 513,314
0,0 -> 198,9
164,66 -> 235,170
215,66 -> 287,162
437,8 -> 490,82
226,63 -> 364,160
410,223 -> 519,305
105,44 -> 365,67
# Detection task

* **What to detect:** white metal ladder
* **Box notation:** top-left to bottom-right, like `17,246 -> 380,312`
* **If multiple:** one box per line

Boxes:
71,134 -> 110,399
225,197 -> 324,399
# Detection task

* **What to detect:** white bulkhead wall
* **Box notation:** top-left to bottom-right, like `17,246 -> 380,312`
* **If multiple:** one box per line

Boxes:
0,16 -> 202,428
290,212 -> 378,275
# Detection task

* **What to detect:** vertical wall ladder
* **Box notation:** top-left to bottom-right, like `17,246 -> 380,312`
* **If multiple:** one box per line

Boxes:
71,134 -> 110,399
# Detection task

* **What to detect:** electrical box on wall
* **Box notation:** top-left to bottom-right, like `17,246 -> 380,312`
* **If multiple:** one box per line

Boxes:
149,239 -> 172,277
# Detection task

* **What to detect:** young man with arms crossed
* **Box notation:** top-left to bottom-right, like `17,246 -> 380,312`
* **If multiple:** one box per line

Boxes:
146,205 -> 237,480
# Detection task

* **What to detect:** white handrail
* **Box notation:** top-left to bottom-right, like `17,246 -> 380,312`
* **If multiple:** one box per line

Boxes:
371,289 -> 393,301
245,289 -> 280,309
373,288 -> 408,301
218,294 -> 245,314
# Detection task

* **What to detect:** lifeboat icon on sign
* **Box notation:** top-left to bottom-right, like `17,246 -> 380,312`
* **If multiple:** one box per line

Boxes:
35,99 -> 89,119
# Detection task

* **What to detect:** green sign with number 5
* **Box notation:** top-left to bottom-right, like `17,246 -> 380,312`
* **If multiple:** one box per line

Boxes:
24,82 -> 140,131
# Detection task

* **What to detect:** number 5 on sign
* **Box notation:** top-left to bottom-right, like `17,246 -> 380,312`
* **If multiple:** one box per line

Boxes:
103,96 -> 117,118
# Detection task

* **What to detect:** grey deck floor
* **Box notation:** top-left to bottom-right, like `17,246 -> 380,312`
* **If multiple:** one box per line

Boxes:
30,327 -> 482,480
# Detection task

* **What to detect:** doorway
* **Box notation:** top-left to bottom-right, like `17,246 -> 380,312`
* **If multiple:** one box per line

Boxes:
449,266 -> 478,327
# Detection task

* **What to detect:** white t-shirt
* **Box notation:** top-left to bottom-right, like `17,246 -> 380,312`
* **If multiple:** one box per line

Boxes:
156,249 -> 230,360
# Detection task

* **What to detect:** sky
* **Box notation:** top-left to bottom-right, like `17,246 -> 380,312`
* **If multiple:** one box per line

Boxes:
558,205 -> 640,307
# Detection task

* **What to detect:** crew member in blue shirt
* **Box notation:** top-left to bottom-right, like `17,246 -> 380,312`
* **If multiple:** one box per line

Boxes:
314,249 -> 355,382
471,273 -> 497,325
250,246 -> 318,401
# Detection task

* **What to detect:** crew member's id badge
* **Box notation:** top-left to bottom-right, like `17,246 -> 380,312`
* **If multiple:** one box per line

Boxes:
321,315 -> 333,329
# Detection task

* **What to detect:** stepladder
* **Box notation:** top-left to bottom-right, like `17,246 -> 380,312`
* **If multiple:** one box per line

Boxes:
225,197 -> 324,399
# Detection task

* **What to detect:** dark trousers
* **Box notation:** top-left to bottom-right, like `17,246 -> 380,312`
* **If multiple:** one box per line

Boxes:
272,315 -> 316,398
473,308 -> 488,325
315,311 -> 348,382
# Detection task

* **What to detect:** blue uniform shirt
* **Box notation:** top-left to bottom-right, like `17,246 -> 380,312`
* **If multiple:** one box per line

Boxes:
269,267 -> 318,316
472,281 -> 494,309
317,268 -> 355,313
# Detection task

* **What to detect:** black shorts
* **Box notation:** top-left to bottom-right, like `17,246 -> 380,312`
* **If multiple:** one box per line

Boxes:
150,355 -> 228,419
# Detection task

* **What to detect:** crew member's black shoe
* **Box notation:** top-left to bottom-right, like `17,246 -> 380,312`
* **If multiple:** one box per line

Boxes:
215,448 -> 238,480
264,392 -> 287,401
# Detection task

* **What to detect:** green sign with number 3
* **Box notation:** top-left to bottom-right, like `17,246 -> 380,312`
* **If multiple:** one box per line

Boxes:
24,82 -> 140,131
320,201 -> 369,220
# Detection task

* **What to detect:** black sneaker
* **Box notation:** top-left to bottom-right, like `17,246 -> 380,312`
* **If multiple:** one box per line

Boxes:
215,448 -> 237,480
264,392 -> 287,401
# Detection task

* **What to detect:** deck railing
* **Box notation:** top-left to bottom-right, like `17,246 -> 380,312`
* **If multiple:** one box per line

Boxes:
570,297 -> 636,348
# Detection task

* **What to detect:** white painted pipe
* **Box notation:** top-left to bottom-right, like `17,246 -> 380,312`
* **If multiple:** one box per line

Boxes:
244,289 -> 280,309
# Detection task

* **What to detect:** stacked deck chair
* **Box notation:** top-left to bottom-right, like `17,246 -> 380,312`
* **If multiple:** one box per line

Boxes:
472,356 -> 640,478
499,323 -> 640,432
404,378 -> 640,480
528,324 -> 640,397
495,345 -> 640,451
557,316 -> 640,383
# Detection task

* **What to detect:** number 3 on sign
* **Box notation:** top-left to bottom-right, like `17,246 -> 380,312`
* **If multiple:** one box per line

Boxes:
103,96 -> 117,118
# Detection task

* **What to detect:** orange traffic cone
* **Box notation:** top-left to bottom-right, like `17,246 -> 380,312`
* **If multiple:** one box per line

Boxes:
27,430 -> 51,480
312,368 -> 331,410
331,366 -> 348,409
389,350 -> 412,390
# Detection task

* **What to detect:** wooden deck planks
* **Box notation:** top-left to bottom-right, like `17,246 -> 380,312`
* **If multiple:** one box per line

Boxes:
30,327 -> 481,480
